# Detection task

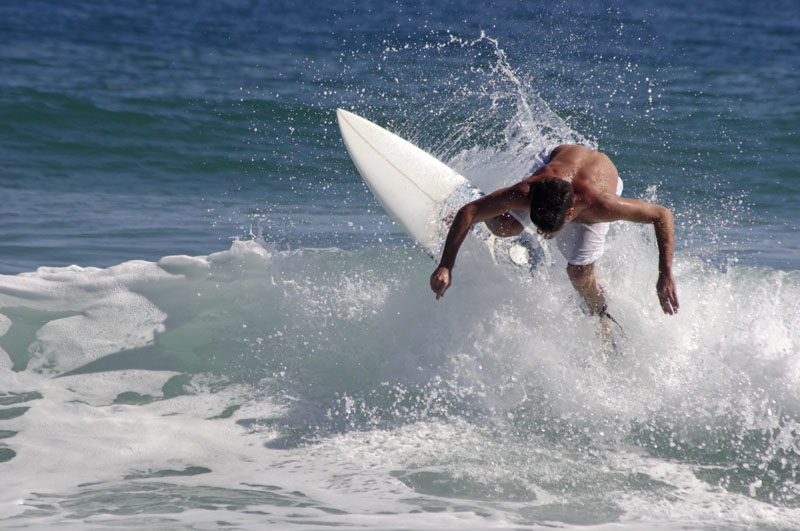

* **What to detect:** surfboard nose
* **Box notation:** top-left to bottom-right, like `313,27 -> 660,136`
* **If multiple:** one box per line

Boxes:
336,108 -> 351,122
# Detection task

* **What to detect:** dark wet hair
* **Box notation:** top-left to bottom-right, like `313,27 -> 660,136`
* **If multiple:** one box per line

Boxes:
529,178 -> 574,233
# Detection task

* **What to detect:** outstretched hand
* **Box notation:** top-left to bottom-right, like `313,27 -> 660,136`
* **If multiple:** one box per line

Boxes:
430,266 -> 451,300
657,272 -> 679,315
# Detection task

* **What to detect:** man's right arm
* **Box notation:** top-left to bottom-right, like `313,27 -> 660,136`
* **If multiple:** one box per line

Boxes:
430,184 -> 529,299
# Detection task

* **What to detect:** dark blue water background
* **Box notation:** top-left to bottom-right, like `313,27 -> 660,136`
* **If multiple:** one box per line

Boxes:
0,0 -> 797,272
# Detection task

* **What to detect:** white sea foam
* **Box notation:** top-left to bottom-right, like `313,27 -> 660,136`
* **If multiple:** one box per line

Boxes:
0,234 -> 797,528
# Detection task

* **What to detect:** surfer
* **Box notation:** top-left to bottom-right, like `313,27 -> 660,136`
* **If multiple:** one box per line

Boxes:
430,145 -> 679,319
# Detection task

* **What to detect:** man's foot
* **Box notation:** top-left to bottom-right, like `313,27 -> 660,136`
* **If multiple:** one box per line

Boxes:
597,313 -> 624,361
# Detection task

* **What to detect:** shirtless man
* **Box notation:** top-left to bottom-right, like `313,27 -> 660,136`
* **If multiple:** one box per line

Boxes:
429,145 -> 679,317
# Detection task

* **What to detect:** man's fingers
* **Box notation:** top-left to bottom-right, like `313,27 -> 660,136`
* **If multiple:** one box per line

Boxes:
430,275 -> 442,294
657,276 -> 679,315
667,287 -> 679,314
431,280 -> 443,299
430,267 -> 451,300
435,283 -> 447,300
659,289 -> 679,315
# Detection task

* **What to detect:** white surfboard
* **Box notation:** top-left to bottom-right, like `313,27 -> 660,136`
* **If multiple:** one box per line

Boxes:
336,108 -> 547,271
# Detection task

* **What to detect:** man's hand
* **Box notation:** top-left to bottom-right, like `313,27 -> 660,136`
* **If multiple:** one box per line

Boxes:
430,266 -> 451,300
656,272 -> 679,315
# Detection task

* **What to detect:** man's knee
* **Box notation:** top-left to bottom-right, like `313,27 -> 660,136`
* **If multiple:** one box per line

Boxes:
485,214 -> 523,237
566,263 -> 595,286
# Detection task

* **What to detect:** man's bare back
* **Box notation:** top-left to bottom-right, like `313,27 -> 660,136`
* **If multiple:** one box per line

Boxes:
522,145 -> 622,226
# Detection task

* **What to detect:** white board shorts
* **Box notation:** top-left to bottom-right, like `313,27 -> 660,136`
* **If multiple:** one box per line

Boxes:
555,176 -> 623,266
520,146 -> 624,267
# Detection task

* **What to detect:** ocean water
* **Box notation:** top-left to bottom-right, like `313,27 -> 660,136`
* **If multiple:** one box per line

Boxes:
1,1 -> 799,529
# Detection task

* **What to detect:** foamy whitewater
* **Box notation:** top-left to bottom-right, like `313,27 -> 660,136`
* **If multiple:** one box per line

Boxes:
2,1 -> 799,529
1,234 -> 799,529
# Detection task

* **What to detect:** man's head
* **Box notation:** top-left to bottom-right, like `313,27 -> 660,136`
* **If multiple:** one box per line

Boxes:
529,178 -> 574,236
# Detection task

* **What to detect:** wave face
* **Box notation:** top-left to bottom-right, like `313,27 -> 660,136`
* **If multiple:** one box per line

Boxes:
1,236 -> 798,528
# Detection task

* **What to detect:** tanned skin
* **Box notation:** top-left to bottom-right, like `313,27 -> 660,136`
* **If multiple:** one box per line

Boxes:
429,145 -> 679,315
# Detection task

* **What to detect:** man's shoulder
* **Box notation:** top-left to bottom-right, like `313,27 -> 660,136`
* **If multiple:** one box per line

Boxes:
550,144 -> 593,157
581,192 -> 627,222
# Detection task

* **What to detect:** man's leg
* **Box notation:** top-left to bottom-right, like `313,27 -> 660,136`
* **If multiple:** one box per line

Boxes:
566,263 -> 606,314
485,213 -> 524,237
567,263 -> 618,343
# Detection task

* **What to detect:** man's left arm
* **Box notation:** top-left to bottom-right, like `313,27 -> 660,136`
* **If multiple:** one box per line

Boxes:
597,196 -> 679,315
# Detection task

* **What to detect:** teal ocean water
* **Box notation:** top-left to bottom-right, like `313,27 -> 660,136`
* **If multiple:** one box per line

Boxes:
1,1 -> 799,529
